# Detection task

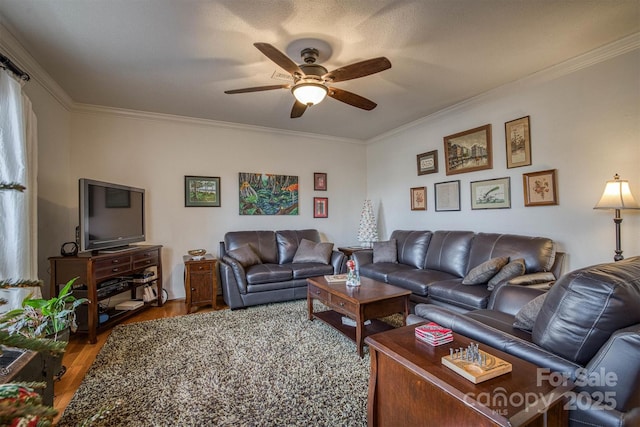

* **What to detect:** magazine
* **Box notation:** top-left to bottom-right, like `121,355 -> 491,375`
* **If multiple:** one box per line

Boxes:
324,274 -> 348,283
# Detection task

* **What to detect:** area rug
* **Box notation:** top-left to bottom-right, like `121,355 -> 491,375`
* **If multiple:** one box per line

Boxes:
58,300 -> 379,426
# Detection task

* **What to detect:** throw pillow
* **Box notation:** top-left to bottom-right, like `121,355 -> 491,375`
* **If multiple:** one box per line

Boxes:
508,272 -> 556,286
226,244 -> 262,268
462,257 -> 509,285
373,239 -> 398,263
487,258 -> 526,291
513,292 -> 548,331
292,239 -> 334,264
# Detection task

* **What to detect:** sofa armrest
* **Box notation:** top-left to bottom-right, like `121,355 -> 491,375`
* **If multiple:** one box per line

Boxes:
412,304 -> 581,374
330,250 -> 347,274
488,284 -> 546,315
220,255 -> 248,293
217,259 -> 245,309
352,249 -> 373,270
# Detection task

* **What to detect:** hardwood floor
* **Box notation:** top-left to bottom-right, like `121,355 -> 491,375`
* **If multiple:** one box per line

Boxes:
53,298 -> 225,424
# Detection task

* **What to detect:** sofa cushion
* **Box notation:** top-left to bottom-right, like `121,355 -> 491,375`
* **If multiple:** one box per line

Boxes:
508,272 -> 556,286
359,262 -> 413,284
387,269 -> 460,296
292,238 -> 333,264
245,263 -> 293,285
424,230 -> 475,277
373,239 -> 398,263
466,310 -> 534,341
488,258 -> 526,291
513,293 -> 547,331
462,257 -> 509,285
390,230 -> 431,269
226,244 -> 262,268
276,229 -> 321,264
466,233 -> 556,274
533,256 -> 640,365
290,263 -> 335,279
428,280 -> 491,311
225,230 -> 278,264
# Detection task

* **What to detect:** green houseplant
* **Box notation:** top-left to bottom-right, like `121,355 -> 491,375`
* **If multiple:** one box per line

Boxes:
0,278 -> 88,340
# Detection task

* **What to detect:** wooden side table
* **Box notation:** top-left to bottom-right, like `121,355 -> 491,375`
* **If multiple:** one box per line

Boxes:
183,254 -> 217,313
337,246 -> 367,258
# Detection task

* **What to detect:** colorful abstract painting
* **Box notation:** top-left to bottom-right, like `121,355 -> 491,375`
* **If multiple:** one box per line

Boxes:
239,172 -> 298,215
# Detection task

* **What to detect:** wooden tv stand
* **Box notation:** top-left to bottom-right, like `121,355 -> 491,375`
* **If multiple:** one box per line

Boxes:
49,245 -> 163,344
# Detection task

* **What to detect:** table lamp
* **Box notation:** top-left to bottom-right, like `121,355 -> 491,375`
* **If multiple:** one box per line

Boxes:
594,174 -> 640,261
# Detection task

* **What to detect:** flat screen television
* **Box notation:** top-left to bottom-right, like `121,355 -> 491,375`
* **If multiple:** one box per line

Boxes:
79,178 -> 146,253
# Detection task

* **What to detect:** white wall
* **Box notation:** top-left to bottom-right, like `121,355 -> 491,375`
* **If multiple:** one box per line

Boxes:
366,48 -> 640,272
69,111 -> 367,299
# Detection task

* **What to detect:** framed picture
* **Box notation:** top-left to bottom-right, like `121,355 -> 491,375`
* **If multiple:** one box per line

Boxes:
313,197 -> 328,218
470,177 -> 511,210
410,187 -> 427,211
314,172 -> 327,191
239,172 -> 298,215
434,180 -> 461,212
505,116 -> 532,168
185,176 -> 221,207
443,124 -> 492,175
416,150 -> 438,175
523,169 -> 558,206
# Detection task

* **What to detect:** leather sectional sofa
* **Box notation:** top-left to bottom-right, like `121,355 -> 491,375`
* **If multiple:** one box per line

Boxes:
352,230 -> 565,312
218,229 -> 347,309
408,256 -> 640,427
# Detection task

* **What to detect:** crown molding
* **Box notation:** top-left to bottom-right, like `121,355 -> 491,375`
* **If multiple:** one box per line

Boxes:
72,103 -> 365,145
0,22 -> 74,110
368,32 -> 640,144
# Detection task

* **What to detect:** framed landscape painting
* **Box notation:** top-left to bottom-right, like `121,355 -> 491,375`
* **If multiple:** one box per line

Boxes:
239,172 -> 298,215
185,176 -> 221,207
444,124 -> 492,175
470,177 -> 511,210
523,169 -> 558,206
505,116 -> 532,168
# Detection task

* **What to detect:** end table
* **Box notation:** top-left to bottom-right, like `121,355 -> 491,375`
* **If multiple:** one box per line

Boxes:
183,254 -> 217,313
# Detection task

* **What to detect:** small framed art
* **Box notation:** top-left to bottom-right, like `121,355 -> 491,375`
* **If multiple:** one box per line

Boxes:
435,180 -> 461,212
505,116 -> 532,168
410,187 -> 427,211
470,177 -> 511,210
314,172 -> 327,191
417,150 -> 438,175
444,124 -> 492,175
185,176 -> 221,207
523,169 -> 558,206
313,197 -> 328,218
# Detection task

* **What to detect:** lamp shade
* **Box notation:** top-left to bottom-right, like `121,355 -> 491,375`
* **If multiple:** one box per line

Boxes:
594,174 -> 640,210
292,83 -> 327,106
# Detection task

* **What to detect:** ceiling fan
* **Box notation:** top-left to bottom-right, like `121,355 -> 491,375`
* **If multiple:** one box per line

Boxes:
224,42 -> 391,118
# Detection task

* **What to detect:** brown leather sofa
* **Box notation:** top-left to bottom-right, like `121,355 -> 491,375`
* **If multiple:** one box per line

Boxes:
352,230 -> 565,312
218,229 -> 347,309
409,257 -> 640,427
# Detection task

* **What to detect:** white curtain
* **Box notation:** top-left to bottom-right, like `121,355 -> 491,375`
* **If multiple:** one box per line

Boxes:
0,69 -> 40,311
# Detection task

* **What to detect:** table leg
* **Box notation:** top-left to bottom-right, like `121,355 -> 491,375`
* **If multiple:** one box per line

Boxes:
307,291 -> 313,321
356,307 -> 364,358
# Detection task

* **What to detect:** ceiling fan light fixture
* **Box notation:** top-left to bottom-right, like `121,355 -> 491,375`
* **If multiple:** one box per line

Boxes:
292,82 -> 328,106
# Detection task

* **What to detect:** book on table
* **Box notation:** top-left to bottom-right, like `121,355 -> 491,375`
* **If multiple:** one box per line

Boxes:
324,274 -> 348,283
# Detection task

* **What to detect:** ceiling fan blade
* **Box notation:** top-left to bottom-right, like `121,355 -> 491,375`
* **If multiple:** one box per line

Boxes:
327,87 -> 377,110
224,84 -> 289,94
323,57 -> 391,83
254,42 -> 304,77
290,101 -> 308,118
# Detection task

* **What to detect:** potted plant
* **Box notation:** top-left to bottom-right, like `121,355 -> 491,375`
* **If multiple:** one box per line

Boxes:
0,277 -> 88,341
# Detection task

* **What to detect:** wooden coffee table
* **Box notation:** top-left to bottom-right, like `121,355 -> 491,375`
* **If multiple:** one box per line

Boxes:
307,276 -> 411,357
365,324 -> 573,426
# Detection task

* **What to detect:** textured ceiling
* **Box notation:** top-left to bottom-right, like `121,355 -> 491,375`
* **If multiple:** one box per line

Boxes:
0,0 -> 638,140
